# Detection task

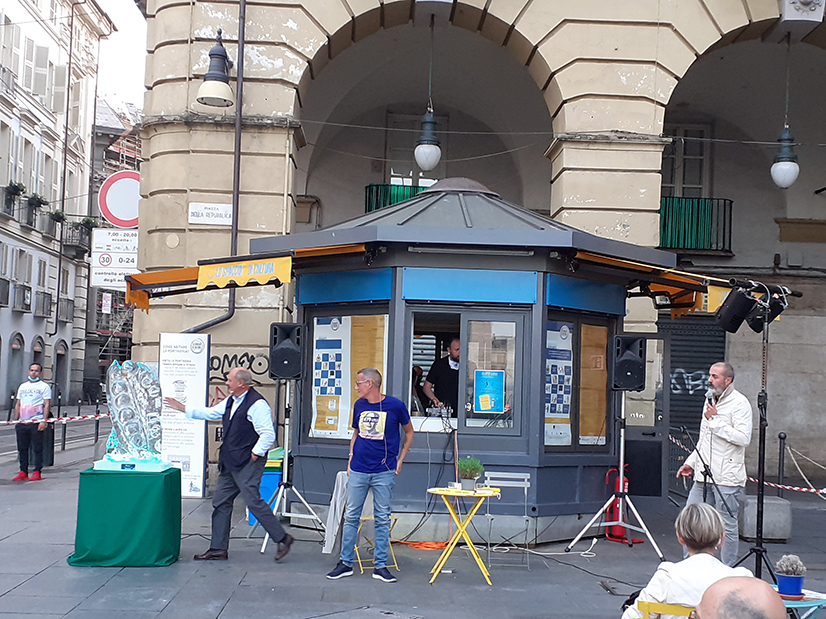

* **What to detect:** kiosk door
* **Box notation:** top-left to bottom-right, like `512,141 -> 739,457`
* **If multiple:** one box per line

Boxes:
459,311 -> 527,436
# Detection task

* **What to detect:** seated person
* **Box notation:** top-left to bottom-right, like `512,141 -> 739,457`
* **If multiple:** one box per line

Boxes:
695,576 -> 786,619
622,503 -> 752,619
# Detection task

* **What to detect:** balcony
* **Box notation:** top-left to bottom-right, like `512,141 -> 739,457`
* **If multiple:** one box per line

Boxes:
0,66 -> 15,99
0,277 -> 9,306
659,197 -> 733,254
57,297 -> 74,322
63,224 -> 91,259
19,204 -> 38,228
12,284 -> 32,312
34,291 -> 52,318
364,184 -> 426,213
1,188 -> 20,217
37,212 -> 58,238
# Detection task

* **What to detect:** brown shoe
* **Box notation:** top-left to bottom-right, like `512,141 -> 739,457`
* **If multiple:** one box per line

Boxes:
274,534 -> 293,562
193,549 -> 228,561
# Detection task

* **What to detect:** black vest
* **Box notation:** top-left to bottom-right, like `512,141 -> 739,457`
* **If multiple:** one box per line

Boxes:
220,388 -> 266,472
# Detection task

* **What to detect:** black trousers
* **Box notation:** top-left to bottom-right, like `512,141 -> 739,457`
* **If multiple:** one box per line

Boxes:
16,424 -> 44,473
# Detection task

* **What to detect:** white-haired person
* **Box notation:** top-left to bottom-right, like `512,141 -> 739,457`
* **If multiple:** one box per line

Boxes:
621,503 -> 752,619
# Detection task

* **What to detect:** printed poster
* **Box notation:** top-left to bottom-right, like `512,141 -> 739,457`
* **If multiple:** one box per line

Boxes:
159,333 -> 209,497
474,370 -> 505,414
310,315 -> 388,439
545,320 -> 573,446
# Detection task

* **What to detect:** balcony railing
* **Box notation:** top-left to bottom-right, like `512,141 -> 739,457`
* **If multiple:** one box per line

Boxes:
37,212 -> 58,238
2,188 -> 20,217
19,204 -> 38,228
58,297 -> 74,322
12,284 -> 32,312
365,184 -> 426,213
659,197 -> 733,253
34,291 -> 52,318
63,224 -> 91,258
0,277 -> 9,306
0,66 -> 15,97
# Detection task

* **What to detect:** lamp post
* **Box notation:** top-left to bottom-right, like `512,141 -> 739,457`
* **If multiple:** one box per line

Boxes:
771,35 -> 799,190
414,15 -> 441,173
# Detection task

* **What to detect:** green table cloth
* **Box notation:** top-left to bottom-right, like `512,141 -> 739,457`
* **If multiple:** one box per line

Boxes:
68,467 -> 181,567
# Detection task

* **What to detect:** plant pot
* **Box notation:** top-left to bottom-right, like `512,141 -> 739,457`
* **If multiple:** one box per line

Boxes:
460,478 -> 477,491
776,574 -> 804,597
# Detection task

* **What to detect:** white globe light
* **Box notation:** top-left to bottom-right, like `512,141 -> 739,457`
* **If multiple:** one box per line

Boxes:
770,160 -> 799,189
414,143 -> 441,171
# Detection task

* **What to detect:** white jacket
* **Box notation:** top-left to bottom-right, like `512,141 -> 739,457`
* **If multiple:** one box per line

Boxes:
684,384 -> 753,487
621,552 -> 752,619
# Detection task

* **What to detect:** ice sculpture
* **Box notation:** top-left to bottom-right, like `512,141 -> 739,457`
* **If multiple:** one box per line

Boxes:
94,361 -> 169,471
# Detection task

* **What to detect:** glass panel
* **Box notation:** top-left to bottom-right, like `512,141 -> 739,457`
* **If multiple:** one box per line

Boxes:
626,338 -> 665,427
660,156 -> 674,185
682,158 -> 703,187
465,320 -> 516,429
545,320 -> 574,446
682,186 -> 703,198
579,324 -> 608,446
683,130 -> 705,157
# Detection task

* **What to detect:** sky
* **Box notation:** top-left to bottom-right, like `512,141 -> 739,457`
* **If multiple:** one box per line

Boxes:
96,0 -> 147,109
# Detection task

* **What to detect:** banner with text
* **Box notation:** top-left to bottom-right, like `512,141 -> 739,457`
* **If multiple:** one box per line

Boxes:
159,333 -> 210,497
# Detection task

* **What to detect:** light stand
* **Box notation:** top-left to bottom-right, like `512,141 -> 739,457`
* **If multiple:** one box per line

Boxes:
565,397 -> 665,561
250,379 -> 325,552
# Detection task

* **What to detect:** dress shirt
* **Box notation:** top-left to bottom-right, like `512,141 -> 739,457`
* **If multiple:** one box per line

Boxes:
185,391 -> 275,457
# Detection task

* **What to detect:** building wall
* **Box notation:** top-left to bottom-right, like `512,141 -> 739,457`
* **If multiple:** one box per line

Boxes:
0,0 -> 112,405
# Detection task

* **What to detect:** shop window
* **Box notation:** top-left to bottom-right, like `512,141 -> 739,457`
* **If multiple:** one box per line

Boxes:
307,311 -> 389,441
545,314 -> 612,450
465,320 -> 516,430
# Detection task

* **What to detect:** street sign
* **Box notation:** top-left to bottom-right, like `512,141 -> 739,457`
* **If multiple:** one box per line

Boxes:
91,228 -> 139,290
98,170 -> 140,228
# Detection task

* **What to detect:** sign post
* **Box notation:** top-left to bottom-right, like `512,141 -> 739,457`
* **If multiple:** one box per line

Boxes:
91,229 -> 139,290
98,170 -> 140,229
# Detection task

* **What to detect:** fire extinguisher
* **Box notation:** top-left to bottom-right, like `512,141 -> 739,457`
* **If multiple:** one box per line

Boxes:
604,465 -> 643,544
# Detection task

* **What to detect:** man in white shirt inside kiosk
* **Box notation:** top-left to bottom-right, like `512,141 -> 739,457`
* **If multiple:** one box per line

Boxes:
163,366 -> 294,562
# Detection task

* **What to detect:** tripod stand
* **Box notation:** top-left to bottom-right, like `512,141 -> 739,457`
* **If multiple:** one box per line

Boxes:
565,397 -> 665,561
678,424 -> 735,520
251,379 -> 326,553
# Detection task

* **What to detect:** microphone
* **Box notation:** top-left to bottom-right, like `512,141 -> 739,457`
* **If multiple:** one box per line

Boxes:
705,389 -> 715,407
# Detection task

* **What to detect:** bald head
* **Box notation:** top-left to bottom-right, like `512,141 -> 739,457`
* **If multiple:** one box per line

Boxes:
696,577 -> 786,619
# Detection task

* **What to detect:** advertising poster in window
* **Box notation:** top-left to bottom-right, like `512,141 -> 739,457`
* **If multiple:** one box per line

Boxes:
474,370 -> 505,414
159,332 -> 209,497
310,315 -> 388,439
579,324 -> 608,446
545,321 -> 573,446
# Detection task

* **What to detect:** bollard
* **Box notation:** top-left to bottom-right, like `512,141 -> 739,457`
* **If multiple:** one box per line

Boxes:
57,392 -> 62,418
61,418 -> 66,451
77,398 -> 81,417
94,399 -> 100,443
6,394 -> 14,421
778,432 -> 787,498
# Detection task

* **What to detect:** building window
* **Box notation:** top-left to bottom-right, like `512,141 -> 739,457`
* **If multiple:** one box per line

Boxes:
660,124 -> 711,198
13,248 -> 32,284
61,267 -> 69,295
544,313 -> 612,450
37,259 -> 47,290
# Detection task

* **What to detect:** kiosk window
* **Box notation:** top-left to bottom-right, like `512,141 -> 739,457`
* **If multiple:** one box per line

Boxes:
465,320 -> 516,429
545,316 -> 611,449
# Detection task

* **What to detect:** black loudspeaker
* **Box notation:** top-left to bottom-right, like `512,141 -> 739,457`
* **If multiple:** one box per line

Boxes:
714,288 -> 757,333
745,294 -> 786,333
269,323 -> 303,379
612,336 -> 646,391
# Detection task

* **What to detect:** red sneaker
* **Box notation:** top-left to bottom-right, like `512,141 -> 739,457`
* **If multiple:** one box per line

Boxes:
30,471 -> 42,481
12,471 -> 28,481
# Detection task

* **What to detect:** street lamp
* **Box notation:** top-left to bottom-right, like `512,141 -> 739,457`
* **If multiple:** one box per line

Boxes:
414,15 -> 441,172
770,126 -> 799,189
197,29 -> 234,108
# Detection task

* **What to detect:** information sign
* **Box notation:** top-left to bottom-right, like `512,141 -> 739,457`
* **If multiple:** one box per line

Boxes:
91,229 -> 139,290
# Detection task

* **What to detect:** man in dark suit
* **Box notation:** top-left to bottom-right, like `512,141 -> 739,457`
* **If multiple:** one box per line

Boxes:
164,367 -> 293,561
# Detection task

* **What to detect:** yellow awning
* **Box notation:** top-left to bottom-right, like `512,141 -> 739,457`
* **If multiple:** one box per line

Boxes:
572,251 -> 732,318
126,253 -> 292,312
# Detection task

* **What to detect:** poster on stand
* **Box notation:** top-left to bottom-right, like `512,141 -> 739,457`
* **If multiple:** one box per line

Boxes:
310,315 -> 388,439
159,333 -> 210,497
545,321 -> 574,446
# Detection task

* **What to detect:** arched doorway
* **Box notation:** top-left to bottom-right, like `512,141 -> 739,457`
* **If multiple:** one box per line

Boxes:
53,340 -> 69,406
8,333 -> 25,401
31,337 -> 45,369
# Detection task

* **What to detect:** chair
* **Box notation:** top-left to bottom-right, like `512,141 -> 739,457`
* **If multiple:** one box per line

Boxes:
636,601 -> 695,618
483,471 -> 531,569
354,513 -> 400,573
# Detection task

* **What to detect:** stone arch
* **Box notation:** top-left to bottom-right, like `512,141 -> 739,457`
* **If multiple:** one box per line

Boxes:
291,0 -> 781,136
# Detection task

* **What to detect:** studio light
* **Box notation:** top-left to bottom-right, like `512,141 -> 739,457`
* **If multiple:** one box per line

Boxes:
714,288 -> 758,333
197,29 -> 234,108
414,15 -> 441,172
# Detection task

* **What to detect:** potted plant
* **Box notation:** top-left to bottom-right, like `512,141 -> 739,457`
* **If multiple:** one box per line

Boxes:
27,193 -> 48,208
5,181 -> 25,196
775,554 -> 806,598
50,210 -> 66,223
80,217 -> 97,229
457,456 -> 483,491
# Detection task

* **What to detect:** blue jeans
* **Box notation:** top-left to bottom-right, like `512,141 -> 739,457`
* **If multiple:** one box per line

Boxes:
686,482 -> 743,566
340,470 -> 396,569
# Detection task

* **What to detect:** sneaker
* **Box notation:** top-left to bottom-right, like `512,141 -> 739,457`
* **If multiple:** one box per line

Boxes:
12,471 -> 28,481
30,471 -> 42,481
372,567 -> 397,583
326,561 -> 354,580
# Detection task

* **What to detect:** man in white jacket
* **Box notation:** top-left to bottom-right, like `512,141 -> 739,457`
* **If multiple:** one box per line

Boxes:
677,362 -> 753,566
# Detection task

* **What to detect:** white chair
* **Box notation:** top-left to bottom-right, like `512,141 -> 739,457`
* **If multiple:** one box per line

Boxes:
484,471 -> 531,570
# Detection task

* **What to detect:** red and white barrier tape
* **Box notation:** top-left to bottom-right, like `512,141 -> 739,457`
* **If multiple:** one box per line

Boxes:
669,433 -> 826,495
3,413 -> 110,426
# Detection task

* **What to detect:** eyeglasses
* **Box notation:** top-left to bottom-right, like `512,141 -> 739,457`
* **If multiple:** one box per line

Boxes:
355,380 -> 370,387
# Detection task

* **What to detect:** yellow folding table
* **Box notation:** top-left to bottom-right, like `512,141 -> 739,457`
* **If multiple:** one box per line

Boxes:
427,486 -> 500,585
